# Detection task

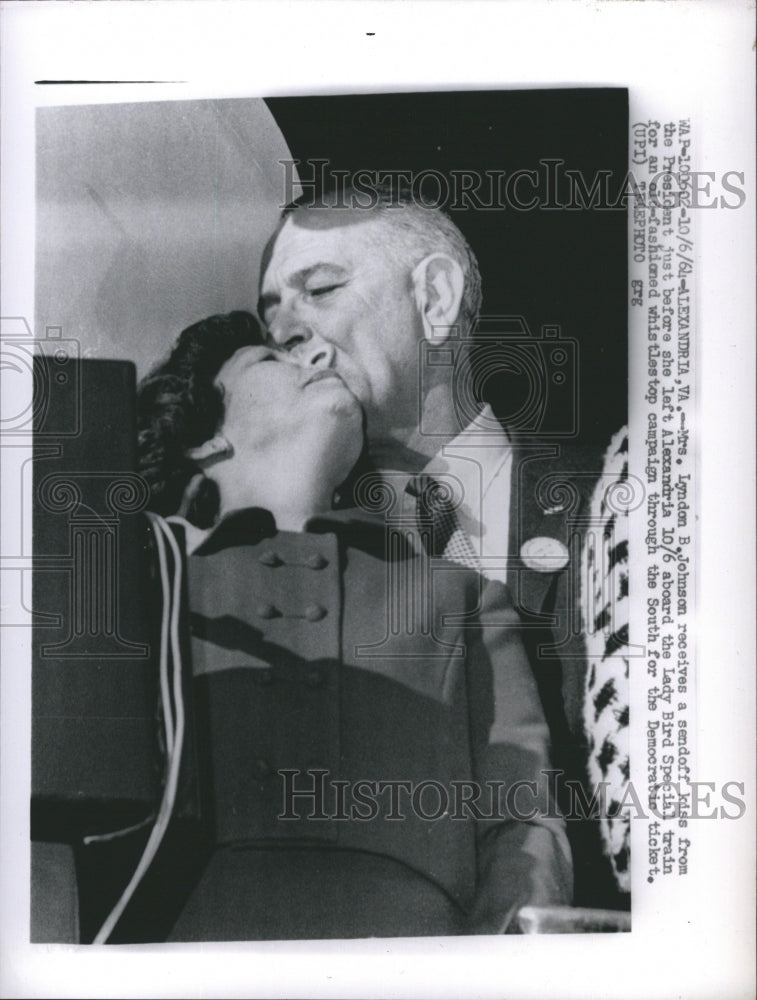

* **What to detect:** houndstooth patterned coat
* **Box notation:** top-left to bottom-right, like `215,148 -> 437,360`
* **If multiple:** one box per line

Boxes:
580,428 -> 630,892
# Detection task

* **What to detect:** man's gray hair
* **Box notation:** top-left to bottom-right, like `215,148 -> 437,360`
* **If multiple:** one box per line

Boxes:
283,182 -> 483,333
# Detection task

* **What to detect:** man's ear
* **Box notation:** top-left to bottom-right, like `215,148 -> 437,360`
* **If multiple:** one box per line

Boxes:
185,434 -> 232,465
411,253 -> 465,343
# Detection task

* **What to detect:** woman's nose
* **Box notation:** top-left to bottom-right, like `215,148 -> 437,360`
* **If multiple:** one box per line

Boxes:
293,337 -> 336,369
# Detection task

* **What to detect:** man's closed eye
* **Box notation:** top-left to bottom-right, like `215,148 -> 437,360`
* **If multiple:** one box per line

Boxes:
306,284 -> 342,298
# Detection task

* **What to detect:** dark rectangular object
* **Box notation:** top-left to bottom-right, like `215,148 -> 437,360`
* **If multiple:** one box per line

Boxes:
32,359 -> 161,840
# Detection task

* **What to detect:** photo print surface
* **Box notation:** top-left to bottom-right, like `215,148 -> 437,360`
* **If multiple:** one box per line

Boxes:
30,89 -> 630,943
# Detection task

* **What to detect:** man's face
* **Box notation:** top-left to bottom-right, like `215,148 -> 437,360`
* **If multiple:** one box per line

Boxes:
214,344 -> 361,458
258,214 -> 424,438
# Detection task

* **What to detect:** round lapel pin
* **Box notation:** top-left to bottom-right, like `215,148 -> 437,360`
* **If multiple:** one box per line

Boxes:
519,536 -> 570,572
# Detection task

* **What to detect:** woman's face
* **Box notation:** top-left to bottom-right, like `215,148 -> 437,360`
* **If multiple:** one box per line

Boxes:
213,344 -> 364,471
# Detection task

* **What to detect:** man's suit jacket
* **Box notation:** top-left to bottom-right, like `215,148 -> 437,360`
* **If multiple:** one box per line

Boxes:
505,440 -> 606,741
503,436 -> 630,907
168,506 -> 572,939
401,422 -> 629,907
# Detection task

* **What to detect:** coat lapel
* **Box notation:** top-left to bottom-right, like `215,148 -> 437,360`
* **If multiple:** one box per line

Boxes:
507,442 -> 572,622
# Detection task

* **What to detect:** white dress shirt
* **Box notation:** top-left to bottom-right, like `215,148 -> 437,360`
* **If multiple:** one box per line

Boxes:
386,404 -> 513,584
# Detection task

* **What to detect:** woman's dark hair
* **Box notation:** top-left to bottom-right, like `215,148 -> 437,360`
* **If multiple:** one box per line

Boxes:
137,310 -> 262,526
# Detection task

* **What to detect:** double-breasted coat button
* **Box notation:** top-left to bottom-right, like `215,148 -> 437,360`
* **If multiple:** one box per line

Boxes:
305,668 -> 324,688
256,602 -> 279,619
305,552 -> 328,569
258,550 -> 282,567
304,603 -> 327,622
257,667 -> 274,685
252,759 -> 272,779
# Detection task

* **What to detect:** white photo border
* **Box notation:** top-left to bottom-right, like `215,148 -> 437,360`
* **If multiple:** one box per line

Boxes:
1,2 -> 754,998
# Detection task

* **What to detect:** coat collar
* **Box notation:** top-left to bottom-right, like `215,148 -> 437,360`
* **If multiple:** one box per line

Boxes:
175,504 -> 402,561
187,508 -> 276,556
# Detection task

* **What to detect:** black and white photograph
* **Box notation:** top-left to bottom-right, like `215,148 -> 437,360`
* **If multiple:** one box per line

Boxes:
30,89 -> 631,946
1,2 -> 754,998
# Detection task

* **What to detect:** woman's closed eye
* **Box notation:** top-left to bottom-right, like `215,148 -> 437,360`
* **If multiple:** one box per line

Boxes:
239,349 -> 282,369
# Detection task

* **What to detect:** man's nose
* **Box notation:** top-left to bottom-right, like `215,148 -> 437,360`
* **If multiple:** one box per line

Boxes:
266,315 -> 311,351
265,303 -> 335,366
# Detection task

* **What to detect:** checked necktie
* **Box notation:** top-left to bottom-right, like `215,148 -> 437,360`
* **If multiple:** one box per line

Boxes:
406,474 -> 482,571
